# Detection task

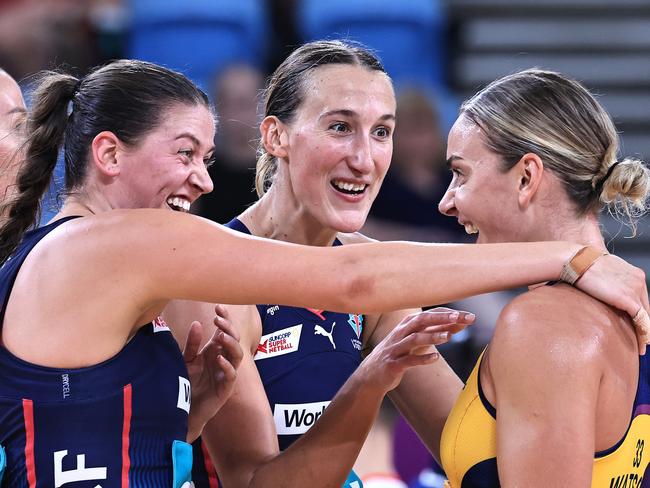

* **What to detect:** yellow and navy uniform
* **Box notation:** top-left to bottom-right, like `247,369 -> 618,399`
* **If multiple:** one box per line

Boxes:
440,350 -> 650,488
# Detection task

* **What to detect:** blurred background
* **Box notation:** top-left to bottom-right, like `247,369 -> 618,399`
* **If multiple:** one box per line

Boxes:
2,0 -> 648,486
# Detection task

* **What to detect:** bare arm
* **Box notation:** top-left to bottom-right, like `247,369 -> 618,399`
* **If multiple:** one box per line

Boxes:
173,301 -> 462,488
60,210 -> 648,330
488,291 -> 602,488
368,309 -> 473,462
244,311 -> 457,488
196,304 -> 282,487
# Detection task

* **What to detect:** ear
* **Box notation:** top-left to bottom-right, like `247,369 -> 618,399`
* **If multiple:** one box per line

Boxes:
260,116 -> 289,159
515,152 -> 544,208
91,131 -> 121,177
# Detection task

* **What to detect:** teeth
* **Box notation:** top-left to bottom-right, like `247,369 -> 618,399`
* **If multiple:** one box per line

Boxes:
166,197 -> 191,212
333,180 -> 366,192
464,223 -> 478,235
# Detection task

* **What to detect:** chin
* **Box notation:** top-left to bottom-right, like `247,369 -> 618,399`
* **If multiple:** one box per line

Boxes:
328,210 -> 368,234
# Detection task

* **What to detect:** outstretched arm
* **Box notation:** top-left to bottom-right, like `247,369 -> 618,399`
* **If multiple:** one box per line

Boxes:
364,308 -> 474,462
174,303 -> 465,488
62,210 -> 649,338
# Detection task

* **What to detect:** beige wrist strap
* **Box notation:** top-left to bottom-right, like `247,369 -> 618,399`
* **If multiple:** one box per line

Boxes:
559,246 -> 608,285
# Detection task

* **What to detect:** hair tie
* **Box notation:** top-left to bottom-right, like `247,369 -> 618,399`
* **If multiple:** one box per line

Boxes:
68,79 -> 82,116
594,161 -> 621,192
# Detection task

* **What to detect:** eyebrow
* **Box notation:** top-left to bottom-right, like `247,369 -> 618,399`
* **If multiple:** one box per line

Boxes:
446,155 -> 463,168
175,133 -> 215,153
319,109 -> 395,122
5,107 -> 26,116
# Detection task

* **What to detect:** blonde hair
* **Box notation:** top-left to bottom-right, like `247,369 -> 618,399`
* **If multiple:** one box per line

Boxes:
461,69 -> 649,234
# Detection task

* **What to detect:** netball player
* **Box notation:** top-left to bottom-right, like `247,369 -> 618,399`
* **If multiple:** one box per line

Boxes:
439,69 -> 650,487
161,42 -> 650,488
4,59 -> 640,487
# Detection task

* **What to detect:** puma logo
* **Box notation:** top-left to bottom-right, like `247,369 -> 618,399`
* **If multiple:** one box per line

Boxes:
314,322 -> 336,349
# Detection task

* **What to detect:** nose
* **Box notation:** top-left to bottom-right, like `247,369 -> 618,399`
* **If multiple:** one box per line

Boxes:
190,160 -> 214,195
438,185 -> 457,217
348,134 -> 375,175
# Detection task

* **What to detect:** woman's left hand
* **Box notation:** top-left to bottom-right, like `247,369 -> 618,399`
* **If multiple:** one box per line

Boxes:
184,304 -> 243,442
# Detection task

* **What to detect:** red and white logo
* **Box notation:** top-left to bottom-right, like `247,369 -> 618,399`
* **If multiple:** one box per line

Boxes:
152,316 -> 170,333
254,324 -> 302,361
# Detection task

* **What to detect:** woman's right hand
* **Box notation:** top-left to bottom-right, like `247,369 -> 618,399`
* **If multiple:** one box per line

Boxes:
576,254 -> 650,354
357,308 -> 474,394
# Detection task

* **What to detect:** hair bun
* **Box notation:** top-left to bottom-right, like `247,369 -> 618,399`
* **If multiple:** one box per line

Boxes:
599,157 -> 650,234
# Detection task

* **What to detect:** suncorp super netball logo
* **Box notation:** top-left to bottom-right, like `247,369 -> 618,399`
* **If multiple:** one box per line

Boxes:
254,324 -> 303,360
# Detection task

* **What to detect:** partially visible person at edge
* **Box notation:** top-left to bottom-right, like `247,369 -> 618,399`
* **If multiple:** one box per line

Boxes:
3,60 -> 640,487
160,41 -> 650,488
0,68 -> 27,204
438,69 -> 650,488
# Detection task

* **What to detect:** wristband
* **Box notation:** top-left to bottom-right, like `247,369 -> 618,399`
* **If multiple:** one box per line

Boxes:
559,246 -> 607,285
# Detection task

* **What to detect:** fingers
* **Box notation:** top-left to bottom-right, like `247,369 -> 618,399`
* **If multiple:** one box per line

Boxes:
182,321 -> 203,363
214,304 -> 240,342
215,327 -> 244,370
396,329 -> 452,357
395,309 -> 475,339
633,307 -> 650,355
216,354 -> 238,383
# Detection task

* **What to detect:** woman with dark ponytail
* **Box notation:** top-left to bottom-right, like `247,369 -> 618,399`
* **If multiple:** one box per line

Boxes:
0,59 -> 646,487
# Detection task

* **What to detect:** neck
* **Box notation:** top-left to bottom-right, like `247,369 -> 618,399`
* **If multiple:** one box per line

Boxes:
57,185 -> 117,220
241,184 -> 339,247
533,212 -> 607,253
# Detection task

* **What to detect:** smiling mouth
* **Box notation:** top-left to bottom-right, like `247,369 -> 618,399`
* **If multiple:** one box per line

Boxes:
167,197 -> 191,212
331,180 -> 368,196
462,222 -> 479,235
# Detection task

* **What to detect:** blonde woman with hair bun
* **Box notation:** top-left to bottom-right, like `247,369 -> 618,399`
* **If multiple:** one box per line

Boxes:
439,69 -> 650,487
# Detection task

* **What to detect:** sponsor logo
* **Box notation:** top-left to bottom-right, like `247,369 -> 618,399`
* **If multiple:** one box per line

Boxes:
307,308 -> 326,320
273,401 -> 331,435
61,374 -> 70,399
53,450 -> 107,487
351,339 -> 362,351
314,322 -> 336,349
177,376 -> 191,413
152,316 -> 170,333
254,324 -> 302,360
347,314 -> 363,338
266,305 -> 280,316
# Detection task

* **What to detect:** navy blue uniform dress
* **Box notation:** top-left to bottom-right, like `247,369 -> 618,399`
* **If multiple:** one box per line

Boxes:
190,218 -> 365,488
0,217 -> 194,488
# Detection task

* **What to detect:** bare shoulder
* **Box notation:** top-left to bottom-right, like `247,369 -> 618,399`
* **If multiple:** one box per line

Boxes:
335,231 -> 376,245
490,284 -> 611,372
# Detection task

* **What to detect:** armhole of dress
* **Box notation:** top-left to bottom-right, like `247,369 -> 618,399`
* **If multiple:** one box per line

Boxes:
477,351 -> 497,420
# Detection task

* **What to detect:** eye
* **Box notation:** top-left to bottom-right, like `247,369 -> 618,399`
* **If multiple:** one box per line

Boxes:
373,126 -> 391,139
329,122 -> 350,133
178,149 -> 193,161
203,155 -> 215,169
13,117 -> 26,132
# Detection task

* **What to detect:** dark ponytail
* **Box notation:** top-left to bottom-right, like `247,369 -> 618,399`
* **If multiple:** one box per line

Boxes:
0,73 -> 78,262
0,59 -> 210,263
